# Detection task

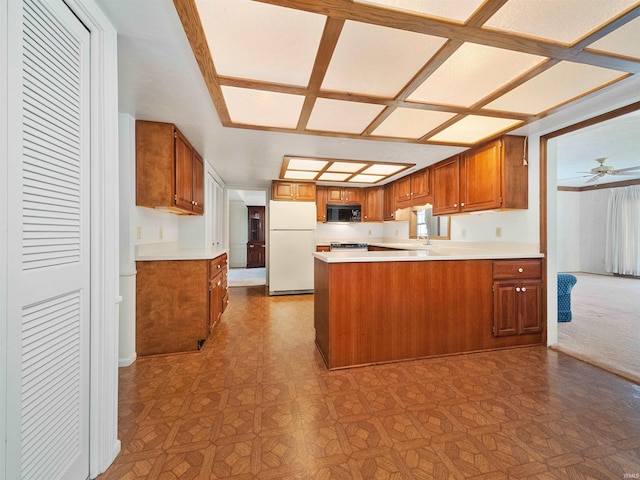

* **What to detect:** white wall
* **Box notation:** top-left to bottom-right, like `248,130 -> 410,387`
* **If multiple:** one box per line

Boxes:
557,191 -> 581,272
229,200 -> 248,268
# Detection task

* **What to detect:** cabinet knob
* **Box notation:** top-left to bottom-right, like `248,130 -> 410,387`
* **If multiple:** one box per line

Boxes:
522,287 -> 527,292
516,287 -> 521,292
194,202 -> 198,206
217,281 -> 221,286
454,203 -> 458,207
518,267 -> 523,272
217,264 -> 221,269
461,202 -> 465,207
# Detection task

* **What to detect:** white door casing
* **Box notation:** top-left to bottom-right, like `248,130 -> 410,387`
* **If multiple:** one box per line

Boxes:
6,0 -> 90,478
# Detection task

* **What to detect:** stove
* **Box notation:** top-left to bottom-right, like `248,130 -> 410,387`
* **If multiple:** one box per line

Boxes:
329,242 -> 369,252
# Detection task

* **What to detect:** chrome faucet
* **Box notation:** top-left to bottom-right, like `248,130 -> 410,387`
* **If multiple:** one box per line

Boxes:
418,234 -> 431,245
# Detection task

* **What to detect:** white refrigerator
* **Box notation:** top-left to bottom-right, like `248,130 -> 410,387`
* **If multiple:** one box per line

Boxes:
268,200 -> 317,295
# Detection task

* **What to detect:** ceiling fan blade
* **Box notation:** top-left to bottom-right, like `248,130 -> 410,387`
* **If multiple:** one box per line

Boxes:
585,175 -> 601,183
559,175 -> 591,180
611,166 -> 640,173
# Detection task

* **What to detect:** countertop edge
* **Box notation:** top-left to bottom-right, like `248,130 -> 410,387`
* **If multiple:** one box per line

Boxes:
136,244 -> 229,261
313,251 -> 544,263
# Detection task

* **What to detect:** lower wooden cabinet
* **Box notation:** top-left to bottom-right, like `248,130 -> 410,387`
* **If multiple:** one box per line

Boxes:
246,243 -> 265,268
136,253 -> 228,356
492,259 -> 542,337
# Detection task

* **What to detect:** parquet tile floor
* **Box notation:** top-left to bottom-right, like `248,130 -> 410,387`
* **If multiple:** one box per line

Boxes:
100,286 -> 640,479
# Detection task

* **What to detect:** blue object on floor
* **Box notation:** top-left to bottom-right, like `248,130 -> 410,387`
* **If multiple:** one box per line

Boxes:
558,273 -> 577,322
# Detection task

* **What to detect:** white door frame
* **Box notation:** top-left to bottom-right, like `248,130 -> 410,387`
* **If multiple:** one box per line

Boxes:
0,0 -> 121,478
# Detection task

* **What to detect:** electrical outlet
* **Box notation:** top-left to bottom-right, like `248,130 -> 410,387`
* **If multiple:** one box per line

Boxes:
368,229 -> 372,236
461,228 -> 466,238
395,229 -> 399,237
496,227 -> 502,238
136,226 -> 142,240
159,227 -> 163,240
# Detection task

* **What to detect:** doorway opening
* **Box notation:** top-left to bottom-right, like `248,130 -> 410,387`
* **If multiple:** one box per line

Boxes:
228,189 -> 267,286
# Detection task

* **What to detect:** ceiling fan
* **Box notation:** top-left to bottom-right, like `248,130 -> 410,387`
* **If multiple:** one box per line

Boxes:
565,157 -> 640,184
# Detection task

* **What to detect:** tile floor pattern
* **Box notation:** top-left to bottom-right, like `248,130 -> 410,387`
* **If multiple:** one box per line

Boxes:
101,286 -> 640,479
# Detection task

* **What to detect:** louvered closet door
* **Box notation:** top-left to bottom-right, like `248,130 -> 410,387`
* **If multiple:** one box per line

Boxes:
7,0 -> 91,479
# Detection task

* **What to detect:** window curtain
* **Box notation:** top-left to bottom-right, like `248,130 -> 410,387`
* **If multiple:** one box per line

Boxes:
605,185 -> 640,276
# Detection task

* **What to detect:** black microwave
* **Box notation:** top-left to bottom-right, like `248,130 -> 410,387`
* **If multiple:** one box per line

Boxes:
326,204 -> 361,223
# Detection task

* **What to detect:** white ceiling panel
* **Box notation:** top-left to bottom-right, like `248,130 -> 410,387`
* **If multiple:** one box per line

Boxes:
321,20 -> 447,97
429,115 -> 522,144
349,174 -> 385,183
283,171 -> 318,180
196,0 -> 326,86
318,172 -> 351,181
307,98 -> 385,134
354,0 -> 486,23
485,62 -> 628,115
327,162 -> 368,172
408,43 -> 547,107
484,0 -> 639,45
222,86 -> 305,128
587,16 -> 640,60
372,107 -> 455,139
287,158 -> 328,171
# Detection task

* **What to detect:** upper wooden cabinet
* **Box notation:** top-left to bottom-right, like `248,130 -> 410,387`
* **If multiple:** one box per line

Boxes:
272,181 -> 316,201
432,136 -> 527,216
316,185 -> 327,221
363,186 -> 383,222
396,167 -> 431,207
383,182 -> 396,221
136,120 -> 204,215
432,156 -> 461,216
327,186 -> 361,205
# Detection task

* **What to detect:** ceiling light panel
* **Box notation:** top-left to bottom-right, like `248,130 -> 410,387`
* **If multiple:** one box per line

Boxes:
361,164 -> 406,175
327,162 -> 368,172
428,115 -> 522,144
484,62 -> 628,115
586,16 -> 640,60
354,0 -> 486,23
287,158 -> 328,171
372,107 -> 456,139
318,172 -> 352,181
196,0 -> 326,86
483,0 -> 639,45
321,20 -> 447,97
408,43 -> 547,107
283,171 -> 318,180
307,98 -> 385,134
349,174 -> 385,183
222,86 -> 305,128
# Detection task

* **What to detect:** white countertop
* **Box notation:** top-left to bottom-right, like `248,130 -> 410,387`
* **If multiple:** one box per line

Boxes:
136,243 -> 228,261
314,242 -> 543,263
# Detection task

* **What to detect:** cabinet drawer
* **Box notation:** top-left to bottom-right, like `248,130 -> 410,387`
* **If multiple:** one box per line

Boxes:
209,254 -> 227,278
493,259 -> 541,279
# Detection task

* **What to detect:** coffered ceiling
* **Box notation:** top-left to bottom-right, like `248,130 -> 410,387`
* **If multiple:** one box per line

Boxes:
175,0 -> 640,148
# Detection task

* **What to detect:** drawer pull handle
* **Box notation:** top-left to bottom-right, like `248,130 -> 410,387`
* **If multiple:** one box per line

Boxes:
518,267 -> 523,272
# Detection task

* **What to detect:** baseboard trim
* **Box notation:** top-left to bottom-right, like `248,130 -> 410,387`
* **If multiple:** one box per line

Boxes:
118,353 -> 136,367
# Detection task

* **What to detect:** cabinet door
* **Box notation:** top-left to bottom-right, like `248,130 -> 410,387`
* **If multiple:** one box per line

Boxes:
411,168 -> 431,202
175,130 -> 194,211
383,182 -> 395,220
295,182 -> 316,201
191,150 -> 205,214
395,176 -> 411,204
343,187 -> 361,205
493,281 -> 518,337
209,273 -> 222,333
327,187 -> 344,203
272,181 -> 295,200
463,141 -> 501,212
364,186 -> 383,222
316,186 -> 327,221
247,243 -> 265,268
432,157 -> 460,216
519,280 -> 542,334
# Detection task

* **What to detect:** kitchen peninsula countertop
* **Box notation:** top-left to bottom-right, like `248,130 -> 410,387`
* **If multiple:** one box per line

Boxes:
136,242 -> 228,261
314,242 -> 543,263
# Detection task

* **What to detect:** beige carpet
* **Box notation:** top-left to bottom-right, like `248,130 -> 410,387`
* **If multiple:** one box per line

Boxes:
551,272 -> 640,385
228,267 -> 266,287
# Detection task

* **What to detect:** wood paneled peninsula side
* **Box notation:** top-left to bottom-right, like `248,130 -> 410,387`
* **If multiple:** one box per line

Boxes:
135,244 -> 229,356
313,246 -> 544,370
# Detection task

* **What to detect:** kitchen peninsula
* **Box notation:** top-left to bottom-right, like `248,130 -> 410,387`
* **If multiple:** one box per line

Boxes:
314,244 -> 544,369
